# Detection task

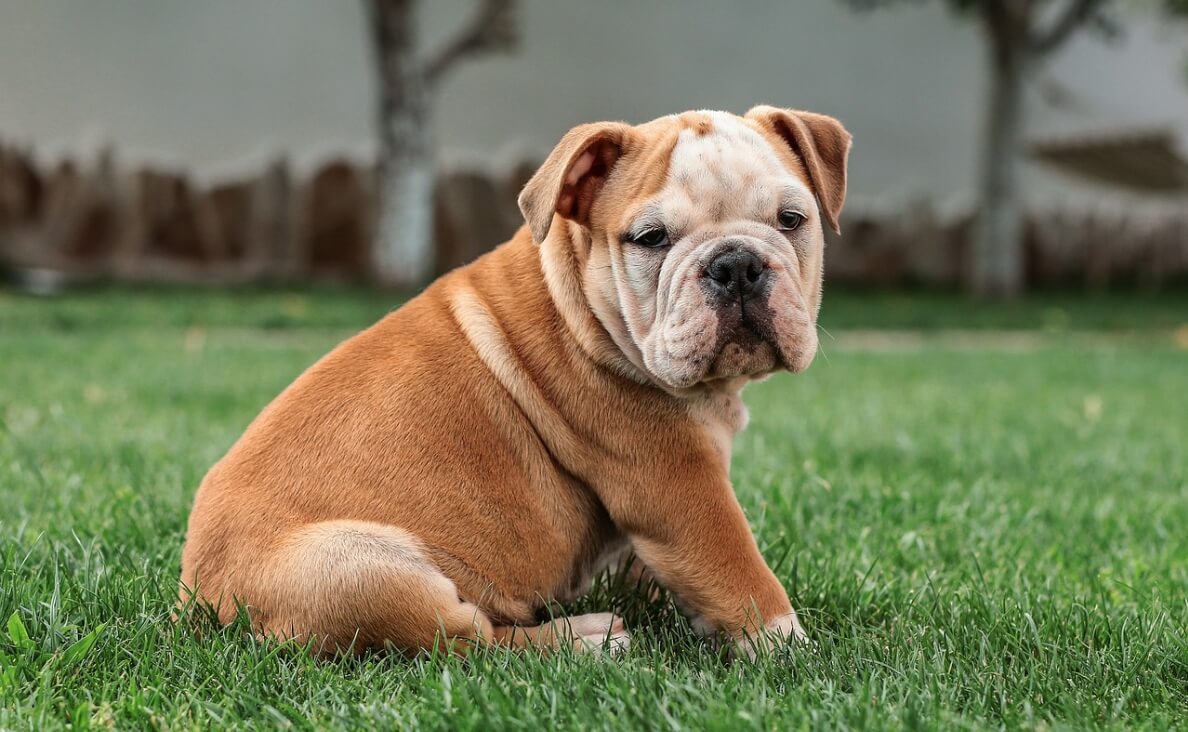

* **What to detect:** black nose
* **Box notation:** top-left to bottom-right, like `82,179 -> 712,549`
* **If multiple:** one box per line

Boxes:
704,249 -> 769,300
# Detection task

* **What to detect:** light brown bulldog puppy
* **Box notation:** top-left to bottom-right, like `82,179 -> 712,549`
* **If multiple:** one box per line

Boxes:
180,106 -> 850,657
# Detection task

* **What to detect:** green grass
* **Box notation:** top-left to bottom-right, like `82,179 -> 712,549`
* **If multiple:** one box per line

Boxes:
3,285 -> 1187,332
1,287 -> 1186,730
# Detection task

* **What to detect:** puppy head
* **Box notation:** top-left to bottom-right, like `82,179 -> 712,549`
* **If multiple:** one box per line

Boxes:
519,107 -> 851,391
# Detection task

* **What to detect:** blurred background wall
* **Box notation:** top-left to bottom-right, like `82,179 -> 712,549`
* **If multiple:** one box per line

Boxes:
1,0 -> 1186,288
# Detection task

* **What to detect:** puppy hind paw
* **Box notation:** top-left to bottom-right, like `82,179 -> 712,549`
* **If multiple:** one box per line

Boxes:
566,612 -> 631,656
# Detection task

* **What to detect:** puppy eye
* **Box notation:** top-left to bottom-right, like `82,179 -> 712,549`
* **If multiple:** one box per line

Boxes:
777,210 -> 805,231
627,227 -> 670,248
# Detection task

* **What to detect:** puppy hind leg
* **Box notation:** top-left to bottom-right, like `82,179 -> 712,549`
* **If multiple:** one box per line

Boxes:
257,520 -> 498,655
256,520 -> 630,656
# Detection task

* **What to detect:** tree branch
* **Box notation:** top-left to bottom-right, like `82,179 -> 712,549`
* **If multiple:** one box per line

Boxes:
1031,0 -> 1107,56
977,0 -> 1032,65
978,1 -> 1013,44
423,0 -> 519,88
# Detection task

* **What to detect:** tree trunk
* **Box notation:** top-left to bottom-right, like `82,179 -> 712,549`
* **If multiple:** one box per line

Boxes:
971,29 -> 1030,298
368,0 -> 434,288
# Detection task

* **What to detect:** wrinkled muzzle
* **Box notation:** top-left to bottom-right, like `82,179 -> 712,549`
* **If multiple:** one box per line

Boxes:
642,237 -> 817,388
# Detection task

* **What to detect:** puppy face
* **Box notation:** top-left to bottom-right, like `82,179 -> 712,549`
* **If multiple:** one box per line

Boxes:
520,108 -> 851,391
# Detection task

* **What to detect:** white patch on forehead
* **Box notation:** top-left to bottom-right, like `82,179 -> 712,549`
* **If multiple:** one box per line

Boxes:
675,112 -> 783,170
664,111 -> 811,223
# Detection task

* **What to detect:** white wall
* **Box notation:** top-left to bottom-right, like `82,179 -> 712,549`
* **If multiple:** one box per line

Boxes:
1,0 -> 1185,206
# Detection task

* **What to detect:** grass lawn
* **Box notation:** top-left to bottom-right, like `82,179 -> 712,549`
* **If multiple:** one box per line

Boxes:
1,287 -> 1186,730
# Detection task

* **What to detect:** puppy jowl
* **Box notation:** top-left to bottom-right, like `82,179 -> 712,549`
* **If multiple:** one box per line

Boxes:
179,107 -> 851,658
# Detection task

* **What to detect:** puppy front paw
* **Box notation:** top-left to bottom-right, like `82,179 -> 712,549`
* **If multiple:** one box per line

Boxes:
734,611 -> 807,660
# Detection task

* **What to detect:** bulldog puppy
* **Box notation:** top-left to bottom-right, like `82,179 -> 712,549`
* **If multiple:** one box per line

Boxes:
180,106 -> 850,657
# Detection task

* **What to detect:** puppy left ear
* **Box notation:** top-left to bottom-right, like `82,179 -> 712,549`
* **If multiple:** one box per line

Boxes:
518,121 -> 633,244
746,106 -> 851,234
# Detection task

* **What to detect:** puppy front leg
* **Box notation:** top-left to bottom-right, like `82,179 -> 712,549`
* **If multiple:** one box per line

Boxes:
605,471 -> 806,655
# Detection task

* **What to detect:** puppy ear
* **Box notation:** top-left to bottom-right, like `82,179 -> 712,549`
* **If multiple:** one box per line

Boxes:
746,106 -> 851,234
518,122 -> 632,244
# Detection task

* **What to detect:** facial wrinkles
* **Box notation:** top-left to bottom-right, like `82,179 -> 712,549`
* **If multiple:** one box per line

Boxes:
611,212 -> 682,375
645,239 -> 716,378
584,243 -> 646,375
659,241 -> 704,325
611,245 -> 655,346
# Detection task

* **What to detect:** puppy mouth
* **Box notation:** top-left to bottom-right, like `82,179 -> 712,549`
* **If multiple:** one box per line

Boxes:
651,307 -> 809,390
704,305 -> 782,379
719,310 -> 771,351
